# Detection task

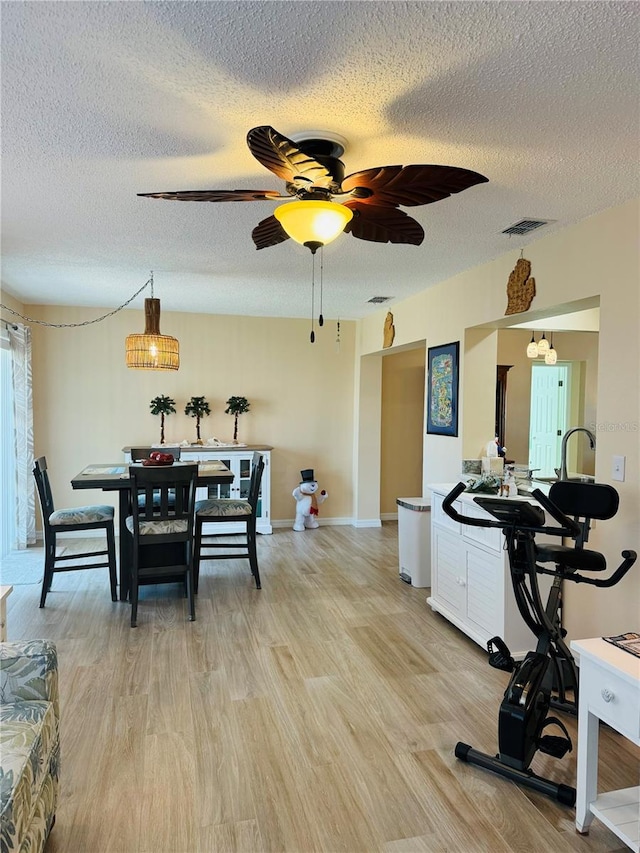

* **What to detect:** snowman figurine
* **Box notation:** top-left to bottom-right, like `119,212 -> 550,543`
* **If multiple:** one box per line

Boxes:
292,469 -> 328,532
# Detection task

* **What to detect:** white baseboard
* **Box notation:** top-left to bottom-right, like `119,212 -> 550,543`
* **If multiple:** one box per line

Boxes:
271,517 -> 380,529
48,516 -> 386,538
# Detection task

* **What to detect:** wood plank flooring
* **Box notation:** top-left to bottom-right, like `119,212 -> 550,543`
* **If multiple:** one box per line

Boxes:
5,524 -> 637,852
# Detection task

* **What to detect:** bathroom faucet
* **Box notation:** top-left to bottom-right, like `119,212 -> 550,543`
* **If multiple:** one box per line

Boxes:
559,427 -> 596,481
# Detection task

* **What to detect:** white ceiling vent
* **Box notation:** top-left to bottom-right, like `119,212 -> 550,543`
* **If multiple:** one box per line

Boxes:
367,296 -> 392,304
501,218 -> 553,236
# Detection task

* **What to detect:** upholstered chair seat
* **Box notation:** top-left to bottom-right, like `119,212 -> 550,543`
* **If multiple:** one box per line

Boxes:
49,505 -> 114,525
194,498 -> 252,517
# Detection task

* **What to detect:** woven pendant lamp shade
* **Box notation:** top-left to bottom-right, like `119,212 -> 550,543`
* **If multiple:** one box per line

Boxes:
125,298 -> 179,370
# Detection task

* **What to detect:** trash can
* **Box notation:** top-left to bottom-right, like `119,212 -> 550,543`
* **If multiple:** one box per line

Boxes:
396,497 -> 431,587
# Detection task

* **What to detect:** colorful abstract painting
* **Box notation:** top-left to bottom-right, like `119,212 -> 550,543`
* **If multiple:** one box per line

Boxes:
427,341 -> 459,436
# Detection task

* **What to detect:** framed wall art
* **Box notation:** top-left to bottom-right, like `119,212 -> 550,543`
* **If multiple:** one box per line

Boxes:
427,341 -> 460,436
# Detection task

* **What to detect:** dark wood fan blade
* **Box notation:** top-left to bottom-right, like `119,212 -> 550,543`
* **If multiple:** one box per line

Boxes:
341,164 -> 488,207
247,126 -> 332,185
343,203 -> 424,245
137,189 -> 287,202
252,215 -> 290,250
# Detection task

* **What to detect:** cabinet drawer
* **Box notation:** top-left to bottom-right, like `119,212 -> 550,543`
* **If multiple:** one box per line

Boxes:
582,659 -> 640,740
431,491 -> 461,533
462,502 -> 503,553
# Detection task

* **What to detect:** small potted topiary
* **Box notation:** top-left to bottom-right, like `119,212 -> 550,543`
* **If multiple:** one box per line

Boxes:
225,396 -> 251,443
184,396 -> 211,445
149,395 -> 176,445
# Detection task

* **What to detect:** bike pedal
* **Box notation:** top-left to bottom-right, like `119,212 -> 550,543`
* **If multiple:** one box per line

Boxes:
487,637 -> 515,672
538,735 -> 572,758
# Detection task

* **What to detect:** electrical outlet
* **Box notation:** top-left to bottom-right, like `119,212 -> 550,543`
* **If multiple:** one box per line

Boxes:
612,455 -> 625,482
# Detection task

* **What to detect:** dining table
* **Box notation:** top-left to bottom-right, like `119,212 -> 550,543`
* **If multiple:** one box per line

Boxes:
71,460 -> 234,601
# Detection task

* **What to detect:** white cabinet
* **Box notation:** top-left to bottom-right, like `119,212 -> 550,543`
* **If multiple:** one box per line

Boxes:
123,445 -> 272,534
572,638 -> 640,851
427,484 -> 550,658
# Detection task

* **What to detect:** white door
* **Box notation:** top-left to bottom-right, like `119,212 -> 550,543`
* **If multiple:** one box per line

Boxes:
528,364 -> 569,477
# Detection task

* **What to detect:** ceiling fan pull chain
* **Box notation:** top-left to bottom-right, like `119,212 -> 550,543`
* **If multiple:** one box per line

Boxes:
318,247 -> 324,327
310,253 -> 316,343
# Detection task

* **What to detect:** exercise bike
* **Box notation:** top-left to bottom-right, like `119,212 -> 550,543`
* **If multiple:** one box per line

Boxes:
441,479 -> 636,806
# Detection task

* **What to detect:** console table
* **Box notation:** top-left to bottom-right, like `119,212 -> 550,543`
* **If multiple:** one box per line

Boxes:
571,637 -> 640,851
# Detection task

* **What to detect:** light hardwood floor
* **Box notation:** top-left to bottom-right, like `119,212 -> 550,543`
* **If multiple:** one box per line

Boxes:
6,524 -> 637,852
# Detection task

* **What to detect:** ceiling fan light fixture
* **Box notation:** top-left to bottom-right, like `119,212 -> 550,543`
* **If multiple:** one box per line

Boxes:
274,200 -> 353,251
125,297 -> 179,371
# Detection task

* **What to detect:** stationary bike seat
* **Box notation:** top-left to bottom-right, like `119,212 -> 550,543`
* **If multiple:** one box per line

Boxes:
535,544 -> 606,571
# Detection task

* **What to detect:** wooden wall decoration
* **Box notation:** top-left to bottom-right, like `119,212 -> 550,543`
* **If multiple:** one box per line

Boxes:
505,257 -> 536,315
383,311 -> 395,348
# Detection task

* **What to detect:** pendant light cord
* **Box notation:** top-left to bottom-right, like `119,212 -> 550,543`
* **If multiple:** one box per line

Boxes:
310,253 -> 316,343
0,275 -> 153,328
319,248 -> 324,327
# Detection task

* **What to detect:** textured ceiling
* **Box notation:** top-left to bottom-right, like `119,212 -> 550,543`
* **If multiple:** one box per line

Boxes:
1,1 -> 638,321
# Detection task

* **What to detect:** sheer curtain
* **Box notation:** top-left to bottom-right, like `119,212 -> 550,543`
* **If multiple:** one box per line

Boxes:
5,323 -> 35,550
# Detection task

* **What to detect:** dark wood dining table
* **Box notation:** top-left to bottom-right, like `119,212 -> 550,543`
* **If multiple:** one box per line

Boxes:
71,461 -> 234,601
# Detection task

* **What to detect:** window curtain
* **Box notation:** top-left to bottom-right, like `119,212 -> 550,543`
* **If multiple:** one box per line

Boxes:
8,323 -> 35,548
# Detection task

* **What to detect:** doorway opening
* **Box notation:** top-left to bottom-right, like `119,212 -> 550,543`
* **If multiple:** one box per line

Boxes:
528,362 -> 571,477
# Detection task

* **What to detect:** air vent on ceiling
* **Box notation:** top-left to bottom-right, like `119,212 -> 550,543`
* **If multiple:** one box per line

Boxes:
367,296 -> 392,304
501,218 -> 552,236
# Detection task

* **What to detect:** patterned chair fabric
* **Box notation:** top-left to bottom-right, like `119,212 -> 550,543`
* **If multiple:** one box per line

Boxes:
125,516 -> 189,535
49,505 -> 114,526
0,640 -> 60,853
194,498 -> 252,517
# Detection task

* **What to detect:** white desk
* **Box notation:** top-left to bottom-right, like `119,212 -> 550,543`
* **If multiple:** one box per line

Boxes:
572,637 -> 640,851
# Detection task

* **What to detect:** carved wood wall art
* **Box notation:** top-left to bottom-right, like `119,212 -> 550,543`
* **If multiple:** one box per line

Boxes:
383,312 -> 395,348
505,257 -> 536,315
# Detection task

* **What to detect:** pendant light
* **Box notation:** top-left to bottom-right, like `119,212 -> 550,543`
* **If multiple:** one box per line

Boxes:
125,272 -> 179,370
545,334 -> 558,364
526,332 -> 539,358
536,332 -> 550,354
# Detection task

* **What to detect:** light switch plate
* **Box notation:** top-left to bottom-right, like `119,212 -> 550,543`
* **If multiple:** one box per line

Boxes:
612,455 -> 625,482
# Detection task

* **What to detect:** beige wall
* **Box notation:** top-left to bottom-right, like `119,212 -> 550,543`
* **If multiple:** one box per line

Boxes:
24,308 -> 356,526
497,328 -> 599,471
358,198 -> 640,641
5,198 -> 639,640
380,346 -> 425,514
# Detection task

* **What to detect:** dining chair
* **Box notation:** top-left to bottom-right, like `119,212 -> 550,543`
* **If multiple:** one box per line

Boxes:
129,447 -> 182,510
126,463 -> 198,627
193,451 -> 264,592
32,456 -> 118,608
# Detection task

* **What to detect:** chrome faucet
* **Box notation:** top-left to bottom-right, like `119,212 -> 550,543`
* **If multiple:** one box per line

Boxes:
559,427 -> 596,480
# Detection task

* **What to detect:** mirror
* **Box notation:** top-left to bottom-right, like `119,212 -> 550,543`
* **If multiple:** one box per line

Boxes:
497,307 -> 599,478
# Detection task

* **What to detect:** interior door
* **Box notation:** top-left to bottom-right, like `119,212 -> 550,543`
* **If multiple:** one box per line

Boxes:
528,364 -> 569,476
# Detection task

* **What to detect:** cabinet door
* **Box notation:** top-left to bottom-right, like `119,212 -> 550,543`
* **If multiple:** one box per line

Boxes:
206,457 -> 233,499
432,526 -> 465,616
464,543 -> 502,640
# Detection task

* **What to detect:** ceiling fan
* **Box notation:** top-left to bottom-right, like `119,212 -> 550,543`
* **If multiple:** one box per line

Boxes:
138,125 -> 488,252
